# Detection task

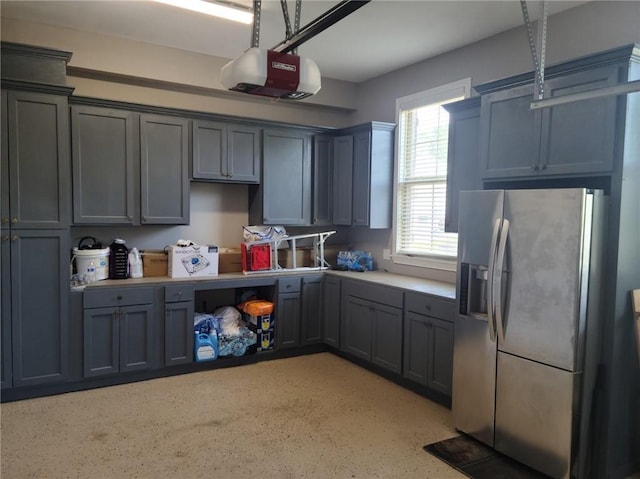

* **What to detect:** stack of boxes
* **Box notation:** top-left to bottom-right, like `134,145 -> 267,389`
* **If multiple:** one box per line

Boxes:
240,300 -> 275,352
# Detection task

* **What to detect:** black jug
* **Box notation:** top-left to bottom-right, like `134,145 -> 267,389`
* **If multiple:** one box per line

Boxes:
109,238 -> 129,279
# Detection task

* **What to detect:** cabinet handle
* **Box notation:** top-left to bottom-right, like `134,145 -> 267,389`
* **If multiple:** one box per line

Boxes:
117,295 -> 123,300
1,235 -> 9,241
540,163 -> 547,171
1,218 -> 8,225
425,304 -> 432,311
11,235 -> 18,241
11,217 -> 18,224
142,216 -> 147,222
128,215 -> 133,221
177,291 -> 183,297
532,164 -> 539,171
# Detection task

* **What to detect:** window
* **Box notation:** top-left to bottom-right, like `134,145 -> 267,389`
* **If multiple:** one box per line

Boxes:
393,79 -> 471,270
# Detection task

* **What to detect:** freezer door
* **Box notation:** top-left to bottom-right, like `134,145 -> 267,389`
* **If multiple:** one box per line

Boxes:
495,352 -> 580,479
452,315 -> 497,446
499,189 -> 591,372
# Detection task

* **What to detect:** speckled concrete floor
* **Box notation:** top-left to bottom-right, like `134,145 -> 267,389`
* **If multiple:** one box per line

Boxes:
1,352 -> 466,479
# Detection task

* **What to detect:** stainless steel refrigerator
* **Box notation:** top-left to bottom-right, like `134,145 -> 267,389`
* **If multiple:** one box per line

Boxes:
452,188 -> 605,479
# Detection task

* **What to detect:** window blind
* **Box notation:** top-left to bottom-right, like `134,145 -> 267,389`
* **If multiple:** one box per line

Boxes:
396,97 -> 462,258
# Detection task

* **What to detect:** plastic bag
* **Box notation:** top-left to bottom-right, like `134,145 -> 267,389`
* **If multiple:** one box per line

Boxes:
214,306 -> 244,337
242,225 -> 289,248
336,250 -> 374,272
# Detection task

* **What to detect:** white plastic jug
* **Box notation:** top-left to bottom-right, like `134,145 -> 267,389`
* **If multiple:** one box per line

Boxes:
129,247 -> 143,278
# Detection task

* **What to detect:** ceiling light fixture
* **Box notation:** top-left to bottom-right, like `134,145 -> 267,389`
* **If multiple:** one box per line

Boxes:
153,0 -> 253,25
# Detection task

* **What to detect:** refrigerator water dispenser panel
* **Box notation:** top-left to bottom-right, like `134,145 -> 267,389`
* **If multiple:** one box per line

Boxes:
459,263 -> 489,317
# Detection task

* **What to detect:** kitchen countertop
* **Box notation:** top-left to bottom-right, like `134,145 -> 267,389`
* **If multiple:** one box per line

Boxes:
79,269 -> 456,300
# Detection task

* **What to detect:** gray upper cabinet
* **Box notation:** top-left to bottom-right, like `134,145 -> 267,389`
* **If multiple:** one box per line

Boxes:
479,64 -> 620,180
192,119 -> 260,183
332,122 -> 395,228
72,105 -> 137,224
71,105 -> 189,225
140,113 -> 189,224
443,97 -> 481,233
312,135 -> 333,226
332,135 -> 353,225
250,128 -> 312,225
3,91 -> 70,229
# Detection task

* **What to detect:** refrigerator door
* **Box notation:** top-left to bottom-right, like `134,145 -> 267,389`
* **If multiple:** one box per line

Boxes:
498,188 -> 590,372
495,352 -> 579,479
452,189 -> 503,446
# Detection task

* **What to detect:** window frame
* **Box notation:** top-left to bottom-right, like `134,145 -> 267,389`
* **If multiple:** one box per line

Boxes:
391,78 -> 471,271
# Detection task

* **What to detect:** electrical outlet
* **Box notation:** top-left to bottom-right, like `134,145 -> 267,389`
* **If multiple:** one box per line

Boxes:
382,249 -> 391,260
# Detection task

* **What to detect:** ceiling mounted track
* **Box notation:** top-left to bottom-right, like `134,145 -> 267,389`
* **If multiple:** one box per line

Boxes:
521,0 -> 640,110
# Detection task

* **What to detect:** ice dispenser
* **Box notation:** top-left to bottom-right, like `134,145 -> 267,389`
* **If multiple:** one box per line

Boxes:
459,263 -> 488,317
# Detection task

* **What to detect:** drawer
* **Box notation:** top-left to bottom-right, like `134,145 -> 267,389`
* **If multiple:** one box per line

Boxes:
344,280 -> 403,309
84,287 -> 154,308
278,277 -> 301,293
405,292 -> 454,321
165,284 -> 194,303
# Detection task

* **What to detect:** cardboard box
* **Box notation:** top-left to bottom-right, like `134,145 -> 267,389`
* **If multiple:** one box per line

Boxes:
141,250 -> 168,277
168,244 -> 219,278
218,248 -> 243,274
277,248 -> 312,268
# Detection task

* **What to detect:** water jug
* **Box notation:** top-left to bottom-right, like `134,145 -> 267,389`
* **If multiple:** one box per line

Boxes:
109,239 -> 129,279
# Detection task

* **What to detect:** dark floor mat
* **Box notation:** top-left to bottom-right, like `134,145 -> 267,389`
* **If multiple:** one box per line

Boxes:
424,435 -> 551,479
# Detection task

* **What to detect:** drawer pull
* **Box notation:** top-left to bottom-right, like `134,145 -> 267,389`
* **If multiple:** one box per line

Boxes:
117,295 -> 123,300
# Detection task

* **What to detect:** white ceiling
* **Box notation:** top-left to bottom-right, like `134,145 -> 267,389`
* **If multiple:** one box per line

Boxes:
1,0 -> 586,83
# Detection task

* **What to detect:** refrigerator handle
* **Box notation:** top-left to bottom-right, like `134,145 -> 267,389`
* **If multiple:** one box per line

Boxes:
494,218 -> 510,343
487,218 -> 501,342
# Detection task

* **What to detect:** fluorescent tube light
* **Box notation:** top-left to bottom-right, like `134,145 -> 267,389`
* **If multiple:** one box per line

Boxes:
153,0 -> 253,24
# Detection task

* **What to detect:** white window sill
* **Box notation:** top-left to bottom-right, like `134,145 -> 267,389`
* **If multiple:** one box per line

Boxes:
391,254 -> 457,272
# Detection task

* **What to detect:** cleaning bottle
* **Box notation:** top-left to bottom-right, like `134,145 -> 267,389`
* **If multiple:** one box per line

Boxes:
109,238 -> 129,279
129,247 -> 143,278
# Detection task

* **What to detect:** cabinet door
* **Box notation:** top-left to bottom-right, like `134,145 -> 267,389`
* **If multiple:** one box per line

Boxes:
165,300 -> 195,366
276,291 -> 301,349
119,304 -> 154,373
332,135 -> 353,225
227,124 -> 260,183
6,91 -> 70,229
352,131 -> 372,227
403,312 -> 430,385
341,296 -> 373,361
372,303 -> 403,374
323,276 -> 341,348
10,230 -> 70,387
301,276 -> 323,345
428,317 -> 454,395
71,106 -> 136,224
84,306 -> 119,378
0,92 -> 10,389
262,129 -> 311,225
312,135 -> 333,226
192,119 -> 227,181
140,114 -> 189,224
444,98 -> 481,233
1,90 -> 9,228
540,66 -> 619,175
480,84 -> 542,179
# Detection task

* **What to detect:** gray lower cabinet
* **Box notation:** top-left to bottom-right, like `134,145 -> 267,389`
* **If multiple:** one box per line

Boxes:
2,230 -> 70,389
71,104 -> 189,225
276,277 -> 301,349
403,293 -> 455,396
301,275 -> 323,345
341,281 -> 403,374
322,276 -> 341,348
164,285 -> 194,366
276,275 -> 323,349
250,128 -> 312,225
443,97 -> 481,233
192,119 -> 260,183
83,287 -> 155,378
